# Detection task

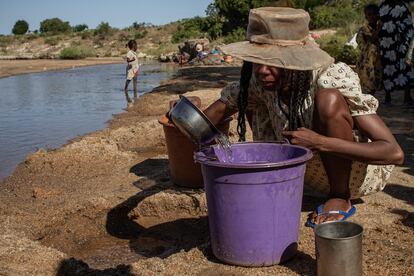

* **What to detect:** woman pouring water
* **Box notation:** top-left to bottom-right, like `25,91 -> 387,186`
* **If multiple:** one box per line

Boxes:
203,7 -> 404,228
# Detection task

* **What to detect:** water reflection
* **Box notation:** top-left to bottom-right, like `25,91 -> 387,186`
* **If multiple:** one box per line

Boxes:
0,63 -> 175,180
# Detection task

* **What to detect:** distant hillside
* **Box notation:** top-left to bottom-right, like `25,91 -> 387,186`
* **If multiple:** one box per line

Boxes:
0,22 -> 181,60
1,1 -> 412,62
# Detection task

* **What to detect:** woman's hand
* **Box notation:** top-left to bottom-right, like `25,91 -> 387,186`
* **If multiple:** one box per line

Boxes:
282,127 -> 324,151
284,115 -> 404,165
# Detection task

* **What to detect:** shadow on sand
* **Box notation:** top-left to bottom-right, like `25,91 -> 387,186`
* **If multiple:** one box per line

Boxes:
383,183 -> 414,229
58,157 -> 320,275
56,259 -> 133,276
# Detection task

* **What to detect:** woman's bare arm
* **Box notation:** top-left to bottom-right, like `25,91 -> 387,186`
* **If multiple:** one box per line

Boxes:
283,114 -> 404,165
204,99 -> 237,125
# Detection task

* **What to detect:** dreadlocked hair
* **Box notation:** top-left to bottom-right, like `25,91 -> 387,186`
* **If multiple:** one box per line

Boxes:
278,70 -> 313,130
237,61 -> 253,142
236,64 -> 312,141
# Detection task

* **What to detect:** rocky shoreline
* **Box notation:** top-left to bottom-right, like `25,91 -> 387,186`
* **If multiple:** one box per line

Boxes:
0,65 -> 413,275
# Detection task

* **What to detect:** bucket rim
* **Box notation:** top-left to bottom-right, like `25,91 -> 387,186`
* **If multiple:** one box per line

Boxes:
314,221 -> 364,240
195,142 -> 313,169
158,114 -> 175,127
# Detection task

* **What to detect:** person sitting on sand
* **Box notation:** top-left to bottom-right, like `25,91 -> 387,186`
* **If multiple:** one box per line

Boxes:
204,7 -> 404,227
124,40 -> 140,103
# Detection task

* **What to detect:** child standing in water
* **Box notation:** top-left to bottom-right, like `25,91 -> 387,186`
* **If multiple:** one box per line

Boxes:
356,4 -> 382,95
124,40 -> 140,103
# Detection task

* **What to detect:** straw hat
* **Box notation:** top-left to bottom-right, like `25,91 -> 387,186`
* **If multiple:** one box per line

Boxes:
221,7 -> 334,70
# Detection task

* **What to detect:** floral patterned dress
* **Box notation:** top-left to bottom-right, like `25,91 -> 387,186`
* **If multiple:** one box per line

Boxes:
220,63 -> 394,199
356,23 -> 382,95
378,0 -> 414,92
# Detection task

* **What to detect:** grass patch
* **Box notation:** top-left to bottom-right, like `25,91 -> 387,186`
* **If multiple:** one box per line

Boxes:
59,46 -> 96,59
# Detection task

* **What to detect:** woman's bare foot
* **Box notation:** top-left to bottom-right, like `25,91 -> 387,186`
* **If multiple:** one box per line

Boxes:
311,198 -> 352,225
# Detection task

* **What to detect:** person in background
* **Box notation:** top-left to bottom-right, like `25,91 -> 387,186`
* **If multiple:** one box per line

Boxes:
195,43 -> 207,60
378,0 -> 414,106
406,35 -> 414,67
356,4 -> 382,95
124,40 -> 140,103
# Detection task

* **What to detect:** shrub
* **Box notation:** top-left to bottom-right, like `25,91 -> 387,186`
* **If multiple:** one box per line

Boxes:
310,1 -> 359,29
310,6 -> 336,29
171,17 -> 205,43
0,35 -> 14,47
59,46 -> 96,59
94,22 -> 113,36
44,36 -> 59,45
81,31 -> 93,40
337,45 -> 359,65
317,33 -> 359,65
12,20 -> 29,35
40,18 -> 71,33
70,40 -> 81,46
24,33 -> 38,40
73,24 -> 88,32
134,30 -> 148,40
131,22 -> 150,29
223,27 -> 246,44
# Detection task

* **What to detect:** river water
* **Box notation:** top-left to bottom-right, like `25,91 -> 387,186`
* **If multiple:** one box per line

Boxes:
0,63 -> 175,181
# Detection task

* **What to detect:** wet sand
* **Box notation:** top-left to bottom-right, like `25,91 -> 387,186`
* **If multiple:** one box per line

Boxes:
0,66 -> 413,275
0,58 -> 123,79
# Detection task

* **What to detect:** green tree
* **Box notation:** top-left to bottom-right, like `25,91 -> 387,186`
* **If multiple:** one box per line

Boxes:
172,17 -> 205,43
72,24 -> 88,32
202,3 -> 224,39
12,20 -> 29,35
40,18 -> 71,33
208,0 -> 294,36
94,22 -> 113,36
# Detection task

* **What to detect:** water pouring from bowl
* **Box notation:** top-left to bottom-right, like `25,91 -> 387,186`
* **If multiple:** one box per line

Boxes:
169,95 -> 233,162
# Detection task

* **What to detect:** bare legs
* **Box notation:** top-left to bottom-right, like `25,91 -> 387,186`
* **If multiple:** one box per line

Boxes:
133,78 -> 138,100
124,80 -> 132,103
124,77 -> 138,104
311,89 -> 354,224
384,87 -> 413,106
403,87 -> 413,105
384,90 -> 391,105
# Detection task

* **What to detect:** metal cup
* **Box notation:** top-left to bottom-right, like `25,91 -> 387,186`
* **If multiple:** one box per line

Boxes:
315,221 -> 363,276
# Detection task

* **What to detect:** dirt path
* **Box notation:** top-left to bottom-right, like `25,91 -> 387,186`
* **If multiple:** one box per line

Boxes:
0,66 -> 413,275
0,58 -> 123,79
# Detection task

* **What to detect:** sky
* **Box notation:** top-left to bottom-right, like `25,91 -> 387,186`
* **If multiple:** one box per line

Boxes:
0,0 -> 213,35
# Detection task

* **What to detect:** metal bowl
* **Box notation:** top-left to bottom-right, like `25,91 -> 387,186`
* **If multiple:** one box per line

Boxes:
169,95 -> 220,145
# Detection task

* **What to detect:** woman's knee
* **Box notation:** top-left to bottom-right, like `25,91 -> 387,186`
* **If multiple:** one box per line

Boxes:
315,89 -> 352,125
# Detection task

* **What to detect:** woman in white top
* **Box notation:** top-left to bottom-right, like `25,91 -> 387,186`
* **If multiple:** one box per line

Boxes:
124,40 -> 140,103
204,7 -> 404,228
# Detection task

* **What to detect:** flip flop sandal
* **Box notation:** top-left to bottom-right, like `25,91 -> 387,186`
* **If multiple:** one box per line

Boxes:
305,204 -> 356,228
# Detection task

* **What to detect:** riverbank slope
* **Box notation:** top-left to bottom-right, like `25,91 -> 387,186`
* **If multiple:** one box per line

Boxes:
0,66 -> 413,275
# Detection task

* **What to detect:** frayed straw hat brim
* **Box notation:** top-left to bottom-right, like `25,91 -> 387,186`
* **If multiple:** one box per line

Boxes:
221,39 -> 334,70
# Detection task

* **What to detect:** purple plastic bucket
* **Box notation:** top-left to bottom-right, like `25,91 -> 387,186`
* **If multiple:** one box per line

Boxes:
195,142 -> 313,266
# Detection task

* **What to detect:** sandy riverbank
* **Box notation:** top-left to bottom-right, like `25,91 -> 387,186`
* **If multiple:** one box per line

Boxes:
0,66 -> 413,275
0,57 -> 124,78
